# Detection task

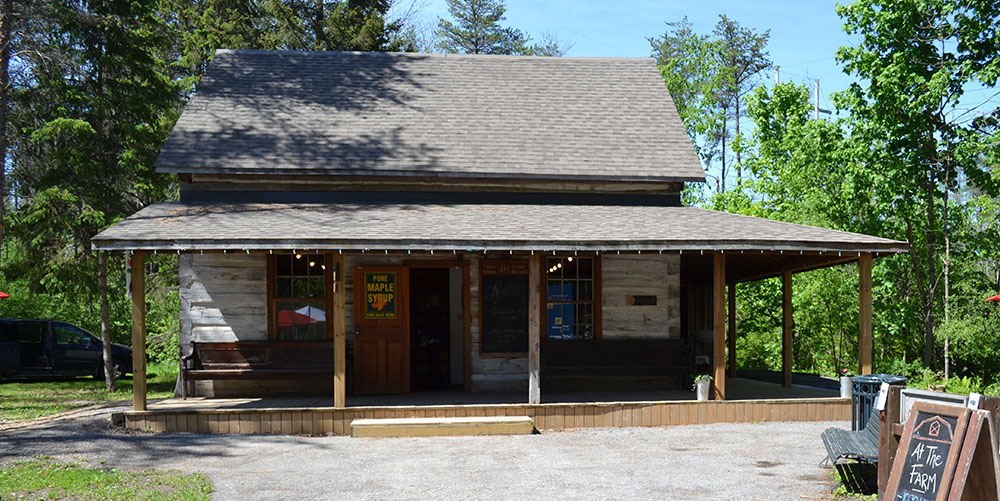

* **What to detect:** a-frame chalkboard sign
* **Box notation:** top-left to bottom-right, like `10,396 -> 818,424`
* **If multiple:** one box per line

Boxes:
947,409 -> 1000,501
885,401 -> 971,501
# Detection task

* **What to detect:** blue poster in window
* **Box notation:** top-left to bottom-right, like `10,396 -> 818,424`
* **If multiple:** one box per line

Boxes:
547,283 -> 575,339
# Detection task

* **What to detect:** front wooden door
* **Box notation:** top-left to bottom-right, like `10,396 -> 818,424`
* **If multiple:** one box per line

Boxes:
353,266 -> 410,394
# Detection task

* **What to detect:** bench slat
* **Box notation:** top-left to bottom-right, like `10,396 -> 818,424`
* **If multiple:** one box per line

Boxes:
181,341 -> 336,394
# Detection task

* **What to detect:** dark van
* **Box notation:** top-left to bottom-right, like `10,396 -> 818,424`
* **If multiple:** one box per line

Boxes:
0,319 -> 132,379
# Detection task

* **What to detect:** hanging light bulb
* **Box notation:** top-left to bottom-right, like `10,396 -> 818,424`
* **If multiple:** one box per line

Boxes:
295,254 -> 302,259
567,257 -> 573,262
309,261 -> 315,267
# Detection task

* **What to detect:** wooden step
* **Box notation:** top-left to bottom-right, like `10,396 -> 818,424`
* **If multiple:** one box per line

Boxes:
350,416 -> 535,438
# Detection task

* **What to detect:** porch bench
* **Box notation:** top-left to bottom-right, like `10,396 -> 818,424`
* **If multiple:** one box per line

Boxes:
821,407 -> 880,492
540,338 -> 693,391
821,407 -> 880,464
180,341 -> 335,398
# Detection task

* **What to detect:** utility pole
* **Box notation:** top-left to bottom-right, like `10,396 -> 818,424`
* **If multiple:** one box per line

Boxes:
814,79 -> 820,120
813,79 -> 831,119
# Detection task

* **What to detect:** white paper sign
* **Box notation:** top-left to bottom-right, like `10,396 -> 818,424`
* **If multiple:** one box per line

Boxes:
874,382 -> 890,411
967,392 -> 982,409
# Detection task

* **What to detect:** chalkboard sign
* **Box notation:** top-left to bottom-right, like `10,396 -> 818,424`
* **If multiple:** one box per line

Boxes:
885,401 -> 971,501
948,408 -> 1000,500
479,261 -> 529,355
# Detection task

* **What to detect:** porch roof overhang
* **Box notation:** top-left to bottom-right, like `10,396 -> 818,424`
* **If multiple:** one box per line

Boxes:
92,202 -> 906,259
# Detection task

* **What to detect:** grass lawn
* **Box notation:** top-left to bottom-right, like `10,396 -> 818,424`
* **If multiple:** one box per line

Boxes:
0,361 -> 178,423
0,457 -> 212,500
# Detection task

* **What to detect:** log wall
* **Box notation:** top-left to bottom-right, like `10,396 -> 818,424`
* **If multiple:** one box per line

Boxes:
601,253 -> 681,339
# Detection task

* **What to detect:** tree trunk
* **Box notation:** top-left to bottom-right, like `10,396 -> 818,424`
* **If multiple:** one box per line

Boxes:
735,92 -> 741,188
923,172 -> 937,368
0,0 -> 12,259
99,251 -> 116,392
720,121 -> 727,194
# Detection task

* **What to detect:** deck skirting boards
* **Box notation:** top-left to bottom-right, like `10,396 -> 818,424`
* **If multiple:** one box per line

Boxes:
119,398 -> 850,435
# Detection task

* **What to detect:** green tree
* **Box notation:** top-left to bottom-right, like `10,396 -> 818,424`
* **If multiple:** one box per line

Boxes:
435,0 -> 566,56
836,0 -> 1000,367
650,17 -> 725,193
713,15 -> 770,190
650,15 -> 769,194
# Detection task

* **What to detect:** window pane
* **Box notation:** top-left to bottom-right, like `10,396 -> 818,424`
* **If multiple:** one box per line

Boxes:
55,325 -> 90,345
292,254 -> 308,275
276,255 -> 291,276
275,301 -> 326,341
579,280 -> 593,300
578,258 -> 593,278
562,258 -> 578,279
562,281 -> 575,301
309,277 -> 326,298
276,277 -> 292,299
547,280 -> 564,301
18,323 -> 44,343
305,256 -> 321,276
292,277 -> 309,298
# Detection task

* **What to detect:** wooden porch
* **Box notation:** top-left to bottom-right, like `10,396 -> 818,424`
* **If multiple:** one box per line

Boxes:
120,377 -> 849,435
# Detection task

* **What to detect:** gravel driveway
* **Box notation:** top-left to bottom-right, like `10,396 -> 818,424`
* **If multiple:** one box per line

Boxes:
0,404 -> 843,500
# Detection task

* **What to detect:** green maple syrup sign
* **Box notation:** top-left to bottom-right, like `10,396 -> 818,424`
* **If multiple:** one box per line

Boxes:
364,272 -> 397,319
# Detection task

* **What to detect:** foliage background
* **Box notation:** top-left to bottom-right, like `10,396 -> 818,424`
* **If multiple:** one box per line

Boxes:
1,0 -> 998,396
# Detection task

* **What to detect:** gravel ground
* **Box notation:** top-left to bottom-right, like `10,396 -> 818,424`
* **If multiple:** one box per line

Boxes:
0,405 -> 845,500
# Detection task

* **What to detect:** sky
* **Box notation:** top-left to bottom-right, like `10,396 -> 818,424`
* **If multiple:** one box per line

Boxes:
415,0 -> 862,113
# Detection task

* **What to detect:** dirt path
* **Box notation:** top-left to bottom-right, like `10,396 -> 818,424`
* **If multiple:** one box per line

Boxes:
0,407 -> 844,500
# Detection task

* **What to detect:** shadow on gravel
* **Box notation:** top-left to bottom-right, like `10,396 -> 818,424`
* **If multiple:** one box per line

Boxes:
0,413 -> 343,466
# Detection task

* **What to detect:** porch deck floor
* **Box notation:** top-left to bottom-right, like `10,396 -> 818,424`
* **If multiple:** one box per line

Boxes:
149,377 -> 838,411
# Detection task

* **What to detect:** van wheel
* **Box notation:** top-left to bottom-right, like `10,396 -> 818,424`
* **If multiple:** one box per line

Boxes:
95,359 -> 125,380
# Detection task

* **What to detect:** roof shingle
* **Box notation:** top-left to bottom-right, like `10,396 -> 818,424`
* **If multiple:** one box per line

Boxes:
156,50 -> 706,182
91,202 -> 907,253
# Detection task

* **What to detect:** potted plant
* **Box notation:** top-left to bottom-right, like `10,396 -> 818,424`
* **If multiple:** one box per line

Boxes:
692,374 -> 713,401
839,368 -> 853,398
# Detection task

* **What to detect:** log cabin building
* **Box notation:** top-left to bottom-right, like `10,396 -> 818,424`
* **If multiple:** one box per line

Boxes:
92,50 -> 906,432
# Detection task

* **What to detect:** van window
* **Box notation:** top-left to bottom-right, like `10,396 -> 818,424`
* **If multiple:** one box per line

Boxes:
54,324 -> 95,346
0,321 -> 16,342
18,322 -> 46,344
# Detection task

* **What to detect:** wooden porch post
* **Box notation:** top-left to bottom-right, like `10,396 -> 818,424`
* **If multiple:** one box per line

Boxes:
333,253 -> 347,408
130,252 -> 147,411
859,253 -> 873,375
713,253 -> 726,400
727,281 -> 737,379
528,253 -> 541,404
782,269 -> 793,387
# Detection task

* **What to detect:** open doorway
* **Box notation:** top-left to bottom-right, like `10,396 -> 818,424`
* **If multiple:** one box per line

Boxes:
409,268 -> 452,391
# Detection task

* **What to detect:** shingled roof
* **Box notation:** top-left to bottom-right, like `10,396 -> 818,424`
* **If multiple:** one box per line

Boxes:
156,50 -> 705,182
92,202 -> 906,254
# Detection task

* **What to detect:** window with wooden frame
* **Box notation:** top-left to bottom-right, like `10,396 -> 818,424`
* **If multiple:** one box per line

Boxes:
267,253 -> 333,341
544,256 -> 600,339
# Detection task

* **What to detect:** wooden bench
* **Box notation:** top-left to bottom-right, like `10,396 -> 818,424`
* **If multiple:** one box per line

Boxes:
180,341 -> 335,398
540,338 -> 693,392
822,407 -> 880,492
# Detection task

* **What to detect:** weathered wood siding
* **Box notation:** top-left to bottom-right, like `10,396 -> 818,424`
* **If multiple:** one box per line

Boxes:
178,252 -> 681,397
179,253 -> 268,396
601,254 -> 681,339
180,253 -> 267,345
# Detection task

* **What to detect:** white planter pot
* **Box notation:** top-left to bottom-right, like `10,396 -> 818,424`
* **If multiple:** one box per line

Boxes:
696,380 -> 710,401
840,376 -> 852,398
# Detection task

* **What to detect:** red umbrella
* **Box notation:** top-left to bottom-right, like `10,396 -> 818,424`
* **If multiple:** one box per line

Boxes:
277,310 -> 312,330
988,293 -> 1000,302
0,291 -> 9,299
